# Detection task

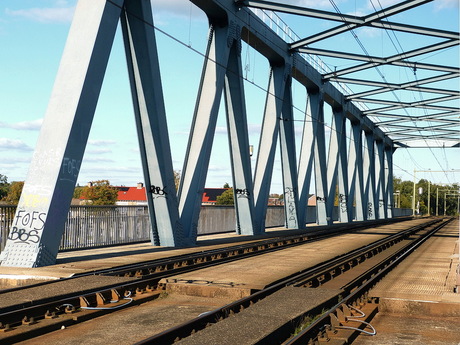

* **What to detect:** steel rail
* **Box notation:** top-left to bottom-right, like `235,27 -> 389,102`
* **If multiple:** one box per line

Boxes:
286,217 -> 453,344
0,217 -> 411,295
0,217 -> 413,341
133,217 -> 446,344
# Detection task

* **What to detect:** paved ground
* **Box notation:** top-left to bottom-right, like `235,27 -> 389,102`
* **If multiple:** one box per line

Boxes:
353,313 -> 460,345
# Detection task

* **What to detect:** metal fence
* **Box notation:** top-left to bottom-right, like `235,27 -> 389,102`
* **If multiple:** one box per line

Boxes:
0,205 -> 152,253
0,205 -> 286,253
61,206 -> 151,250
0,205 -> 413,253
0,206 -> 16,253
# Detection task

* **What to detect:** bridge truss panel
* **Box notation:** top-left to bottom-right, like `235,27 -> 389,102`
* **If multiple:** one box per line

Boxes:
4,0 -> 456,266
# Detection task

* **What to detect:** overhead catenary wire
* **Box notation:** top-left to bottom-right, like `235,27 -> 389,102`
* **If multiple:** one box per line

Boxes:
110,0 -> 452,184
371,0 -> 455,183
328,0 -> 456,182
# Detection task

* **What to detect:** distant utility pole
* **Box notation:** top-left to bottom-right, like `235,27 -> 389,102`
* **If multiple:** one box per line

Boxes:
412,169 -> 460,216
412,169 -> 416,216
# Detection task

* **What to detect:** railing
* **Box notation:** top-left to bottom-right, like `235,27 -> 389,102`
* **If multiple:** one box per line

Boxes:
0,205 -> 152,253
0,206 -> 16,252
0,205 -> 286,253
0,205 -> 413,253
61,206 -> 151,250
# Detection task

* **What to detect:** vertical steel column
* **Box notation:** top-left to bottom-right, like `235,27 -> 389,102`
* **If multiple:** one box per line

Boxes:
385,146 -> 395,218
363,132 -> 376,220
121,1 -> 184,246
297,89 -> 327,226
327,107 -> 349,223
253,65 -> 288,233
223,24 -> 255,235
278,73 -> 299,229
178,25 -> 231,242
348,121 -> 365,221
297,91 -> 315,229
0,0 -> 123,267
375,140 -> 386,219
313,92 -> 328,225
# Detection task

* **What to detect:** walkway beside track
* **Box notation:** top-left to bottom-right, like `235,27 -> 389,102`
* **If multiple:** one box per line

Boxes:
353,217 -> 460,345
370,217 -> 460,313
1,218 -> 458,345
0,218 -> 423,290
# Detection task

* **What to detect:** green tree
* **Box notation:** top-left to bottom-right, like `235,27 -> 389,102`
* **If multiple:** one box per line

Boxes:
394,176 -> 459,216
223,182 -> 230,189
0,174 -> 9,200
216,188 -> 234,205
4,181 -> 24,204
73,185 -> 85,199
80,180 -> 118,205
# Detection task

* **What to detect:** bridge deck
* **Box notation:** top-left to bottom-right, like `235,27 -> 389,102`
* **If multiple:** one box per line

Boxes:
1,218 -> 459,345
0,219 -> 419,287
353,218 -> 460,345
369,218 -> 460,311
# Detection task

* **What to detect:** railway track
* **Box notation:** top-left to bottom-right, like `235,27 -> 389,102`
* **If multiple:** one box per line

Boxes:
0,217 -> 446,344
135,217 -> 452,344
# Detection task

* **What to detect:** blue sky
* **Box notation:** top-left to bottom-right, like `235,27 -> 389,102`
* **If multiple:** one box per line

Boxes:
0,0 -> 459,193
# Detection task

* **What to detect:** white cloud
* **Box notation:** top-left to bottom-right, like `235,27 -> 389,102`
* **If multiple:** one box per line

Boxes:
5,5 -> 75,23
86,148 -> 112,154
88,140 -> 116,146
248,123 -> 262,135
82,157 -> 114,162
215,126 -> 227,134
152,0 -> 195,17
434,0 -> 459,10
0,119 -> 42,131
0,138 -> 33,151
0,156 -> 32,164
151,0 -> 207,24
354,26 -> 381,38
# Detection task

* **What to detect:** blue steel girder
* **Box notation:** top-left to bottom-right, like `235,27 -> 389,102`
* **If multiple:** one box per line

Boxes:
1,0 -> 404,268
121,0 -> 184,246
194,0 -> 394,150
348,121 -> 366,221
223,26 -> 256,236
178,25 -> 233,241
193,0 -> 394,224
385,147 -> 395,218
297,90 -> 329,226
311,92 -> 329,226
375,140 -> 387,219
327,107 -> 350,223
253,65 -> 288,233
363,132 -> 377,220
297,92 -> 314,229
279,73 -> 300,229
0,0 -> 124,267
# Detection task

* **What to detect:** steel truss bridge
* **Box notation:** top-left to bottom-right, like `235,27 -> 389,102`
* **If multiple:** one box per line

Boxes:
1,0 -> 458,267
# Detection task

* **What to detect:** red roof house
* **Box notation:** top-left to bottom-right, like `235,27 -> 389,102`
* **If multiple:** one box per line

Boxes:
201,188 -> 228,205
116,183 -> 147,205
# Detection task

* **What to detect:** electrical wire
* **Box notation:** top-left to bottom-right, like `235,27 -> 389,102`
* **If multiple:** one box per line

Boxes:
329,0 -> 456,181
371,0 -> 455,182
109,0 -> 450,184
